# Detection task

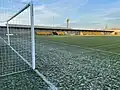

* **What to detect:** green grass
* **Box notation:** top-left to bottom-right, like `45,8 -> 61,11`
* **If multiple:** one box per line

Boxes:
36,36 -> 120,53
35,35 -> 120,89
1,35 -> 120,90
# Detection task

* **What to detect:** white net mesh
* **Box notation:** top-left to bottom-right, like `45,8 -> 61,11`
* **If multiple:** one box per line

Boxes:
0,1 -> 34,76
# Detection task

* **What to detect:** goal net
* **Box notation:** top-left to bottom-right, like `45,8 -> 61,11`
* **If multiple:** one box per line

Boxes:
0,1 -> 35,77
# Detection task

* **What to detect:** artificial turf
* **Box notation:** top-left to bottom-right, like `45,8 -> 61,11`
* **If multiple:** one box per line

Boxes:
1,36 -> 120,90
0,70 -> 49,90
36,36 -> 120,53
35,36 -> 120,90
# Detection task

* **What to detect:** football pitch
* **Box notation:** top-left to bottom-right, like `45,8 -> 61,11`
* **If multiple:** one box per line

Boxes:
35,36 -> 120,90
36,36 -> 120,53
1,36 -> 120,90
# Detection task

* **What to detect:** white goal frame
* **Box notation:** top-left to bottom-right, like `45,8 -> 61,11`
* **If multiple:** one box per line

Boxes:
6,2 -> 35,70
0,2 -> 58,90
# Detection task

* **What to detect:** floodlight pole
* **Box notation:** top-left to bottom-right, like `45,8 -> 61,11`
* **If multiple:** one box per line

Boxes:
30,1 -> 35,70
7,22 -> 10,45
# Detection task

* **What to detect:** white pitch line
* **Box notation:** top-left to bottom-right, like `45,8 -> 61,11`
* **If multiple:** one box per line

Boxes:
94,42 -> 120,48
0,37 -> 58,90
38,40 -> 120,66
0,69 -> 31,78
0,37 -> 32,67
35,69 -> 58,90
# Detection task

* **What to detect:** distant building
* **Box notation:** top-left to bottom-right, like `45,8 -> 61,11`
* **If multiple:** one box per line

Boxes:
105,28 -> 120,35
0,24 -> 114,36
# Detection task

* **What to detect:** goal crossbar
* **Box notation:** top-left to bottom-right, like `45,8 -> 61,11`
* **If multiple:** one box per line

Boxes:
7,3 -> 30,22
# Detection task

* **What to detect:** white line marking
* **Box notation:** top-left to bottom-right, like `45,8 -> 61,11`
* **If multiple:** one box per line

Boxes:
6,34 -> 14,36
38,39 -> 120,66
95,42 -> 120,48
0,37 -> 58,90
0,69 -> 30,78
35,69 -> 58,90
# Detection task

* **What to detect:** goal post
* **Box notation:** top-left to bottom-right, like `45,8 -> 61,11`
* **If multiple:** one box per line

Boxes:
6,22 -> 10,45
30,2 -> 35,70
0,1 -> 36,76
6,2 -> 36,70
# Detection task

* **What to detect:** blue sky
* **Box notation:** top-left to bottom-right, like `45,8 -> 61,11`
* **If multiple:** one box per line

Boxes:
1,0 -> 120,29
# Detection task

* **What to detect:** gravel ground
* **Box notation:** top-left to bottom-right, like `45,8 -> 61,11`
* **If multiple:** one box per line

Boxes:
0,43 -> 30,76
0,36 -> 120,90
0,38 -> 50,90
0,70 -> 49,90
36,40 -> 120,90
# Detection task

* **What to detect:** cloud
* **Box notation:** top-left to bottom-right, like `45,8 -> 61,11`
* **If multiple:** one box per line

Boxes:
34,5 -> 62,26
16,0 -> 36,3
68,0 -> 120,28
1,0 -> 120,28
20,0 -> 31,3
0,0 -> 89,27
35,5 -> 60,17
34,5 -> 45,11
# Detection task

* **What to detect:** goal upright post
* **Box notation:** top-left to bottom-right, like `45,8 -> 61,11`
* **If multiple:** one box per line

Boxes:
6,22 -> 10,45
6,2 -> 36,70
30,1 -> 36,70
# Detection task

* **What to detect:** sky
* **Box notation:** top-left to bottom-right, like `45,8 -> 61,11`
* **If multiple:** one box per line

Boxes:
0,0 -> 120,29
